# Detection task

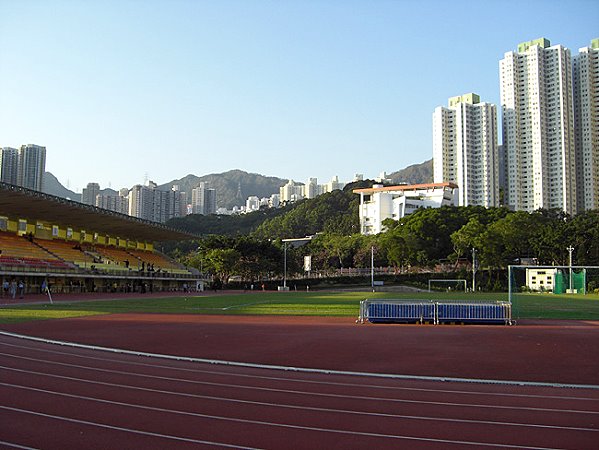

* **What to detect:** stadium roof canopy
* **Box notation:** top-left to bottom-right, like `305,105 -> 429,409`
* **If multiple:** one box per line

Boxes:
0,182 -> 197,242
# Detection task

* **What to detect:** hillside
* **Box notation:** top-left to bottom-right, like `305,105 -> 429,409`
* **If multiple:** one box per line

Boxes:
42,172 -> 81,201
158,170 -> 287,209
43,159 -> 432,209
387,159 -> 432,185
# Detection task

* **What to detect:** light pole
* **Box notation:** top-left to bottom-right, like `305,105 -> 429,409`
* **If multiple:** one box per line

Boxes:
283,242 -> 287,289
371,246 -> 374,292
472,248 -> 477,292
567,245 -> 574,293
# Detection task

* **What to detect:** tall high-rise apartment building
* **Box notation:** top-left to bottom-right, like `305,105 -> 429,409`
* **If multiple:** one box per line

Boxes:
500,38 -> 576,214
0,147 -> 19,185
81,182 -> 100,205
17,144 -> 46,191
433,93 -> 499,207
191,182 -> 217,215
0,144 -> 46,191
128,181 -> 185,222
96,191 -> 129,215
573,38 -> 599,211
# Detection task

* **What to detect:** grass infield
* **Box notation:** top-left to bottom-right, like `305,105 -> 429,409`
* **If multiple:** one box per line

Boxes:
1,291 -> 599,324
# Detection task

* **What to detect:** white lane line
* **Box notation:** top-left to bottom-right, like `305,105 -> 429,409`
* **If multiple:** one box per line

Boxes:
2,355 -> 599,417
0,441 -> 39,450
1,374 -> 597,433
2,340 -> 598,403
0,405 -> 260,449
221,300 -> 272,310
3,330 -> 598,390
0,391 -> 570,450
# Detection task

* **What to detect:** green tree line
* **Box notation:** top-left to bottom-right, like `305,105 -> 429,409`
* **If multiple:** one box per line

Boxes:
164,185 -> 599,286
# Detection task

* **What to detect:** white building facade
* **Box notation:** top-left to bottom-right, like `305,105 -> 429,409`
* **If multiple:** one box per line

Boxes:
500,38 -> 577,214
573,38 -> 599,211
353,183 -> 459,235
433,93 -> 499,207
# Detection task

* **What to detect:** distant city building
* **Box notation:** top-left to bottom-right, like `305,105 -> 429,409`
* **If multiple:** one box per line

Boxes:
15,144 -> 46,191
81,182 -> 100,205
129,183 -> 156,221
573,38 -> 599,211
96,191 -> 129,215
354,183 -> 458,235
269,194 -> 280,208
246,196 -> 261,212
324,175 -> 345,193
304,178 -> 320,199
433,93 -> 499,207
375,172 -> 391,184
280,180 -> 304,203
500,38 -> 576,214
191,182 -> 217,215
0,147 -> 19,185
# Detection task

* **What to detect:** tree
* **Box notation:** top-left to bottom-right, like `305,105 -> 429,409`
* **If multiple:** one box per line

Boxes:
203,248 -> 241,283
451,217 -> 485,266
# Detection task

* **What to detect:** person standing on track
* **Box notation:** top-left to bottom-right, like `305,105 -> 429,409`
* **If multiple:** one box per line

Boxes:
9,278 -> 17,299
17,280 -> 25,299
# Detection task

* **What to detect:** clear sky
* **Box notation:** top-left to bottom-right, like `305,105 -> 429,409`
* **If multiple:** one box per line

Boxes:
1,0 -> 597,193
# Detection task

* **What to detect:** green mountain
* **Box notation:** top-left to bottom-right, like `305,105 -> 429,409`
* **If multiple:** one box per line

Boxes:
158,170 -> 288,209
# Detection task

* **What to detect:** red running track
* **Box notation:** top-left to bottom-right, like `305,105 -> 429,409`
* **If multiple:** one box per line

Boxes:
1,314 -> 599,449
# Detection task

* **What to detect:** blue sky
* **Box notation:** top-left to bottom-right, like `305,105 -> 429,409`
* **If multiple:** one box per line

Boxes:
1,0 -> 597,193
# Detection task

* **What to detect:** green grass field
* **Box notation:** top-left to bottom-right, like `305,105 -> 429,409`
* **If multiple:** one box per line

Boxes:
1,291 -> 599,324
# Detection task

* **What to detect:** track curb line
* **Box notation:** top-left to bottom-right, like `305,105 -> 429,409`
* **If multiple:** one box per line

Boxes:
2,330 -> 598,390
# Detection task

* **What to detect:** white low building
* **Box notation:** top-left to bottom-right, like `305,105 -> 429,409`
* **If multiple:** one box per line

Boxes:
353,182 -> 459,235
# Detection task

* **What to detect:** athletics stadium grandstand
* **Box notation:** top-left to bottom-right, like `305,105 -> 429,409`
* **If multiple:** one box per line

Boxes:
0,182 -> 202,295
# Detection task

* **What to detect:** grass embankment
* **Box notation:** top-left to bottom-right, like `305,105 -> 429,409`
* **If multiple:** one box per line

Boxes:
1,291 -> 599,324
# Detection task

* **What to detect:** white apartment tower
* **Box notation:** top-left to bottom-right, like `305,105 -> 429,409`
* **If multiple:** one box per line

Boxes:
500,38 -> 576,214
573,38 -> 599,211
433,93 -> 499,207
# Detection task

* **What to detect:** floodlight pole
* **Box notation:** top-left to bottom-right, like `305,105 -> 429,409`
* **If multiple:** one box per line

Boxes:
567,245 -> 574,292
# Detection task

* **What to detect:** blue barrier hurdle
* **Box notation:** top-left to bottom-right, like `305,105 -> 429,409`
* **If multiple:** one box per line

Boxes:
358,299 -> 512,325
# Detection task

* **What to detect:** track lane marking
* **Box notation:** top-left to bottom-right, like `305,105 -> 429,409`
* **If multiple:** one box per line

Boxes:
0,391 -> 572,449
0,405 -> 260,449
0,441 -> 39,450
2,339 -> 598,402
2,358 -> 599,420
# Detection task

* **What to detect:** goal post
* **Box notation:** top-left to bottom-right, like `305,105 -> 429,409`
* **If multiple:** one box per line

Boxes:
428,279 -> 467,293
